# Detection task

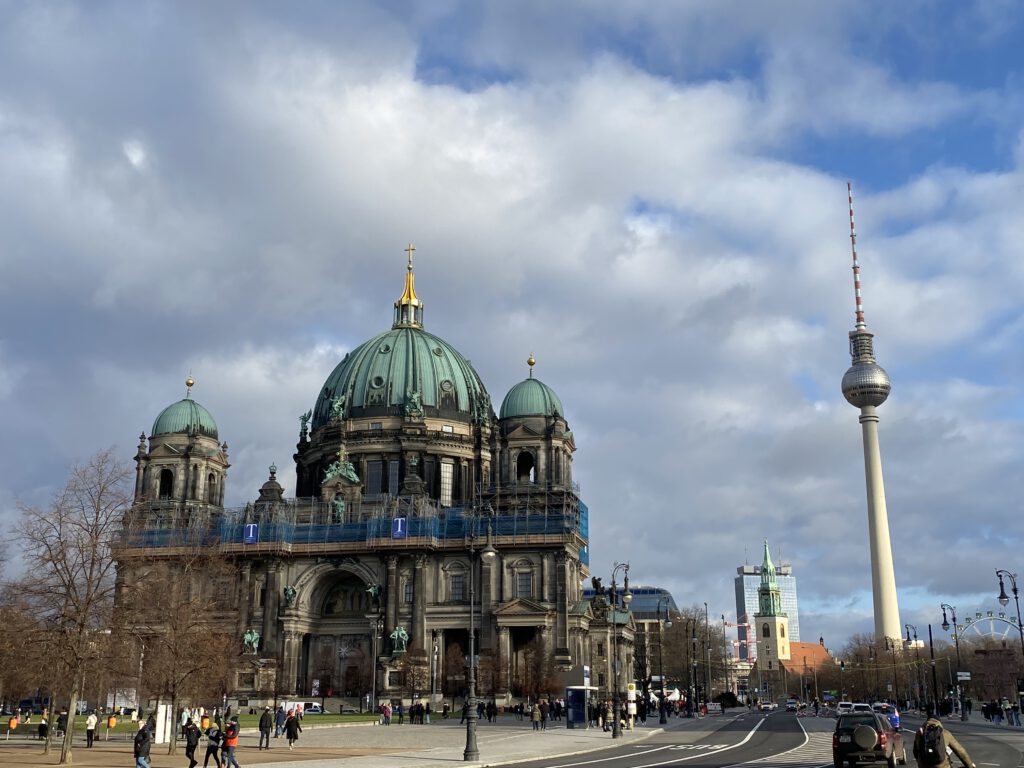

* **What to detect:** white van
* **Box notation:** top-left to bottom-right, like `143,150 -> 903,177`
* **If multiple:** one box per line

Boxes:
284,701 -> 324,714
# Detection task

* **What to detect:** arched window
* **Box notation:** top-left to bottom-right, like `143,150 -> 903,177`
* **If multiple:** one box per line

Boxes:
158,469 -> 174,499
190,465 -> 198,499
516,451 -> 536,484
780,625 -> 786,638
762,623 -> 770,638
207,473 -> 216,503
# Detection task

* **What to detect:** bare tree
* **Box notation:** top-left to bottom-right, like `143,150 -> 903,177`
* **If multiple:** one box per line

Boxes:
118,527 -> 241,755
15,448 -> 131,763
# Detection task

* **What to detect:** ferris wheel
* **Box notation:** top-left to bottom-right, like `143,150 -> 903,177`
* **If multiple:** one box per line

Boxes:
955,610 -> 1019,640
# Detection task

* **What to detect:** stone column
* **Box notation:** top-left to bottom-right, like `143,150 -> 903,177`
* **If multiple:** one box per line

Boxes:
283,631 -> 302,695
239,563 -> 253,629
413,554 -> 426,648
262,562 -> 282,655
541,553 -> 554,602
497,626 -> 510,699
385,556 -> 399,649
554,552 -> 571,664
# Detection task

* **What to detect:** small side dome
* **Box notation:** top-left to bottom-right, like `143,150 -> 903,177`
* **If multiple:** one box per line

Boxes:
151,398 -> 219,440
500,378 -> 564,419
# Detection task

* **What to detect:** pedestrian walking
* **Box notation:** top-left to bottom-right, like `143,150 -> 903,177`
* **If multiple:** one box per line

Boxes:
134,721 -> 152,768
202,722 -> 222,768
221,715 -> 241,768
540,699 -> 549,730
274,705 -> 286,738
531,703 -> 541,731
85,711 -> 97,748
285,709 -> 303,750
258,706 -> 272,750
183,718 -> 200,768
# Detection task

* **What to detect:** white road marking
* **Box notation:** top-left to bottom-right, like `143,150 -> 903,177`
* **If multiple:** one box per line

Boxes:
545,719 -> 769,768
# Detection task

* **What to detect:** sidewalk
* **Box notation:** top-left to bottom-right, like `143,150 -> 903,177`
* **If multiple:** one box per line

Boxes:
0,714 -> 717,768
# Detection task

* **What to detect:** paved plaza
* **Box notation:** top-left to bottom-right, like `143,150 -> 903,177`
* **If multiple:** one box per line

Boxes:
0,714 -> 705,768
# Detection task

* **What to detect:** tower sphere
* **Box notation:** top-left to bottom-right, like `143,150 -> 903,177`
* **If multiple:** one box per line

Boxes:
842,361 -> 891,408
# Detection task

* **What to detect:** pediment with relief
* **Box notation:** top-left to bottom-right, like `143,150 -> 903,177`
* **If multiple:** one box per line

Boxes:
493,597 -> 550,617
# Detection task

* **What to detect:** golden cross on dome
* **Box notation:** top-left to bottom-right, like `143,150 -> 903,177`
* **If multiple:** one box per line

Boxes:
405,243 -> 416,270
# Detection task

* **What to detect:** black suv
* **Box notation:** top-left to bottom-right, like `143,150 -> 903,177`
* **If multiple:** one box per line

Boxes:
832,712 -> 906,768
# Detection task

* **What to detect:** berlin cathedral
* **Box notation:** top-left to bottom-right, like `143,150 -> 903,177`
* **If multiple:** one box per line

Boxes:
116,252 -> 629,706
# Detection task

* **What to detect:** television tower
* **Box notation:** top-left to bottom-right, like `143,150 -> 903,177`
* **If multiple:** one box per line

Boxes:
840,183 -> 901,643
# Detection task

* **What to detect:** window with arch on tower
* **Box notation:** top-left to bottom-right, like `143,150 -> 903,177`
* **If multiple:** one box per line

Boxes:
158,468 -> 174,499
516,451 -> 535,484
762,623 -> 770,638
780,625 -> 785,638
207,473 -> 216,503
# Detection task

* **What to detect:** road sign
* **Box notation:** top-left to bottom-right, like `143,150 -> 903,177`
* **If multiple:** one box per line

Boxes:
957,671 -> 971,681
627,683 -> 636,701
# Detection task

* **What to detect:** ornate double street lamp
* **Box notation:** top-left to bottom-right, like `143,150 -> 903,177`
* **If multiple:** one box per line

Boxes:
656,598 -> 672,724
610,562 -> 632,739
996,570 -> 1024,660
940,604 -> 967,721
463,521 -> 497,762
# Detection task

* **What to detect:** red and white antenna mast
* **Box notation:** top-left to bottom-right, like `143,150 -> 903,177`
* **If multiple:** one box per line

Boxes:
848,182 -> 866,329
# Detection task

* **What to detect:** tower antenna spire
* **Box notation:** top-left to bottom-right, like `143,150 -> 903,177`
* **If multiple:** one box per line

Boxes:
848,182 -> 866,329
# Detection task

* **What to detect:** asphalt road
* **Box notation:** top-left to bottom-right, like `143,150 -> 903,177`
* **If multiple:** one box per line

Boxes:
509,712 -> 1024,768
508,710 -> 814,768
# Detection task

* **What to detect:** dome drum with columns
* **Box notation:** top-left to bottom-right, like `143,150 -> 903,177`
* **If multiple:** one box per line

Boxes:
116,249 -> 604,707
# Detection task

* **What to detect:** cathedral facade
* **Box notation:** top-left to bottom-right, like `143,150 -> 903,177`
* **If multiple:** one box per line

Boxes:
116,254 -> 600,705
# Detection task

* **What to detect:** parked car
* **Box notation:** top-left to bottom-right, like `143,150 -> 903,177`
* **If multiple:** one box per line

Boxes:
832,712 -> 906,768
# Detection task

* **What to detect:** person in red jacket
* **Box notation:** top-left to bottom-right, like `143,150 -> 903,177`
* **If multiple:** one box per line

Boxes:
221,715 -> 241,768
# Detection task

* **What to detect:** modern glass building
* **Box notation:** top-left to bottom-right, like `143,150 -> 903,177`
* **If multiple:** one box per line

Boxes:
734,563 -> 800,660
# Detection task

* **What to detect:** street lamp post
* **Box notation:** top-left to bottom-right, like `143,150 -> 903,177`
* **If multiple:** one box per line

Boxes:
941,604 -> 967,721
996,571 -> 1024,660
656,598 -> 672,724
688,619 -> 698,716
927,625 -> 940,714
463,521 -> 497,761
610,562 -> 632,738
371,615 -> 384,713
905,625 -> 922,710
884,637 -> 900,709
430,629 -> 439,724
704,602 -> 711,704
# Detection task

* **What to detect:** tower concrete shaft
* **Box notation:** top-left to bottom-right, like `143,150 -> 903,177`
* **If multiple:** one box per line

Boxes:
858,405 -> 901,642
841,183 -> 901,644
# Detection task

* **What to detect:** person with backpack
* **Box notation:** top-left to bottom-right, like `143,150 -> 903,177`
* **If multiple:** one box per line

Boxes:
202,722 -> 223,768
913,712 -> 976,768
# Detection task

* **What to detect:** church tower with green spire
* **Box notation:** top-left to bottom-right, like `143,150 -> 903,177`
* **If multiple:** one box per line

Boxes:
754,539 -> 790,669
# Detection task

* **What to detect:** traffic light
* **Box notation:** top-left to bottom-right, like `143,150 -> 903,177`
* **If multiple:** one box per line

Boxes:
840,661 -> 845,671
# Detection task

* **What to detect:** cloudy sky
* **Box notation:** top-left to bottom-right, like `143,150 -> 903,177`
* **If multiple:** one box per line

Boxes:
2,1 -> 1022,649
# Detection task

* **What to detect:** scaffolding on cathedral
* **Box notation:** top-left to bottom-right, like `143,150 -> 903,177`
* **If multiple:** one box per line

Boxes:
118,482 -> 588,561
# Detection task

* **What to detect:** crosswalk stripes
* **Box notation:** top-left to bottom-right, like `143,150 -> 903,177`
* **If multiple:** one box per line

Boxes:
732,732 -> 834,768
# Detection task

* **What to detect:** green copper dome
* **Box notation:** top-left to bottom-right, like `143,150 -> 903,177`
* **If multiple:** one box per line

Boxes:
500,377 -> 564,419
312,326 -> 492,428
151,398 -> 219,440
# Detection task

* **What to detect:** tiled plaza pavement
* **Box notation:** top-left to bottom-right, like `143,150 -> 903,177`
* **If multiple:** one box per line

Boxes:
0,714 -> 711,768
